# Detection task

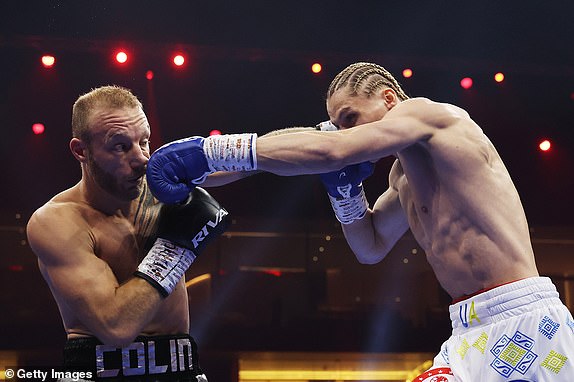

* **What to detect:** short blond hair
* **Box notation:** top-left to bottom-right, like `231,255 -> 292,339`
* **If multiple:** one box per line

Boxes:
71,85 -> 142,142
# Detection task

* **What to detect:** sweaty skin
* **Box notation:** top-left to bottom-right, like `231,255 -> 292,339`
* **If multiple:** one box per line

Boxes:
27,106 -> 189,346
256,89 -> 539,299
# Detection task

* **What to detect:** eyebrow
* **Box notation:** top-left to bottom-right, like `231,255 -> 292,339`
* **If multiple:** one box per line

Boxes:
102,129 -> 131,144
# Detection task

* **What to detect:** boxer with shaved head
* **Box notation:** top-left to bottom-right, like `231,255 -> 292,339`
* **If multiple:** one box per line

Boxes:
27,85 -> 231,381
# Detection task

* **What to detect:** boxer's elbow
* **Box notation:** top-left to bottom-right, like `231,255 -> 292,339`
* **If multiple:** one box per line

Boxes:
352,238 -> 390,265
97,329 -> 139,348
94,317 -> 141,347
354,251 -> 386,265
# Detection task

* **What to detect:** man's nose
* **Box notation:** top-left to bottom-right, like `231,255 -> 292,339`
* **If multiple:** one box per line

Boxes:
131,145 -> 149,167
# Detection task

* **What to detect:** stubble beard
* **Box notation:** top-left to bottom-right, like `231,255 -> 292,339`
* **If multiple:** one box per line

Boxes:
87,153 -> 143,201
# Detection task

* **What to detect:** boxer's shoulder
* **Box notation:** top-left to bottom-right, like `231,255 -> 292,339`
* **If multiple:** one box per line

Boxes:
28,189 -> 100,260
35,190 -> 96,228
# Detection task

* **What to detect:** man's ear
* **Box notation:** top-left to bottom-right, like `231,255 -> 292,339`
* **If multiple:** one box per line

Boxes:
70,138 -> 88,163
382,88 -> 398,109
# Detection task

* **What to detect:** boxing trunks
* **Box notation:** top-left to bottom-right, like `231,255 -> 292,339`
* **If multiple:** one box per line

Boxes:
415,277 -> 574,381
62,334 -> 207,381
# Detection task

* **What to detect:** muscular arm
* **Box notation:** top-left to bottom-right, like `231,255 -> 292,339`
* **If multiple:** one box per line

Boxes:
27,205 -> 162,347
342,183 -> 409,264
200,126 -> 320,187
256,99 -> 437,175
202,171 -> 256,187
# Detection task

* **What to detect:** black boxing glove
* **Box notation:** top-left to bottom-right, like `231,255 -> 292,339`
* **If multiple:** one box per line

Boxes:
135,187 -> 229,297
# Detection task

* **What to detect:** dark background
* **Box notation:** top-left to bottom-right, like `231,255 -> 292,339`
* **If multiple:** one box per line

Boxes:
1,0 -> 573,375
1,1 -> 573,224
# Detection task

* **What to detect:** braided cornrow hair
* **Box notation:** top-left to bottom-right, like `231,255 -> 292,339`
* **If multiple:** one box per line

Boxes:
327,62 -> 409,101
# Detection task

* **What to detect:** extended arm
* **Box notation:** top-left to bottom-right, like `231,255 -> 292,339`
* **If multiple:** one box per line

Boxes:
146,98 -> 437,203
200,126 -> 321,188
256,111 -> 433,175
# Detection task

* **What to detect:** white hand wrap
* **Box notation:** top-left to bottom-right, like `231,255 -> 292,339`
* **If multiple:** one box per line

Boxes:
203,133 -> 258,172
315,120 -> 338,131
135,238 -> 196,297
328,184 -> 369,224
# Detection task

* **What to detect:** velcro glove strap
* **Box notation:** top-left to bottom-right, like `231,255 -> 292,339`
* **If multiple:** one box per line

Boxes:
203,133 -> 258,172
328,185 -> 369,224
135,238 -> 196,297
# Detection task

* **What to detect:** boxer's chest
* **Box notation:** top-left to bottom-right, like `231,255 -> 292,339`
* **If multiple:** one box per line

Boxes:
93,216 -> 141,282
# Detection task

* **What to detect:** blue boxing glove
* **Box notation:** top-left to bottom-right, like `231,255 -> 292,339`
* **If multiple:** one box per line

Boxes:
146,137 -> 211,204
320,162 -> 374,224
147,133 -> 258,204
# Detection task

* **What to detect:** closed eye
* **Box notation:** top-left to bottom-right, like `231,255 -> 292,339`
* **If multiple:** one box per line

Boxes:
341,112 -> 358,129
113,142 -> 130,152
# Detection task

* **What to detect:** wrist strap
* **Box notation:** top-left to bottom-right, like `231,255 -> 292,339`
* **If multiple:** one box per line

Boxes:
315,120 -> 338,131
203,133 -> 257,172
135,238 -> 196,297
328,185 -> 369,224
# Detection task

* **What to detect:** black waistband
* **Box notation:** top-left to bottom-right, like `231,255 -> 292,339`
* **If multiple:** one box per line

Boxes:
63,334 -> 202,381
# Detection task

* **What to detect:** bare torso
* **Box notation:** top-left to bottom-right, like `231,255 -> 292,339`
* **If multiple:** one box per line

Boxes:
389,101 -> 538,298
38,183 -> 190,339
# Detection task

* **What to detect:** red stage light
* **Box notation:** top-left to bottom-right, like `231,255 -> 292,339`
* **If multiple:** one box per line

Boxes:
146,70 -> 154,80
494,72 -> 505,83
311,63 -> 322,74
263,269 -> 282,277
402,68 -> 413,78
173,54 -> 185,67
32,123 -> 45,135
460,77 -> 473,89
115,51 -> 128,64
41,55 -> 55,68
209,129 -> 222,136
539,139 -> 552,152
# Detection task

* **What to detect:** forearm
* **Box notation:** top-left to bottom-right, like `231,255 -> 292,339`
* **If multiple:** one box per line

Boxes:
202,171 -> 260,187
198,128 -> 317,186
341,212 -> 389,264
260,126 -> 316,137
84,277 -> 164,346
340,189 -> 409,264
257,130 -> 348,175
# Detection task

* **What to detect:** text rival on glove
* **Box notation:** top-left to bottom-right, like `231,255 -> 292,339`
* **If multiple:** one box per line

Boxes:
191,208 -> 229,249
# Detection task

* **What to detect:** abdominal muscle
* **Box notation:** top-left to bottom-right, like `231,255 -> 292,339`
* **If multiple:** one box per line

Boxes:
394,158 -> 538,299
414,218 -> 536,299
402,179 -> 539,300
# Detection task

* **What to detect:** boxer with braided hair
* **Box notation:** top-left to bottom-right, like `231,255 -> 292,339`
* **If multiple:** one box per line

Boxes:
148,62 -> 574,381
327,62 -> 410,101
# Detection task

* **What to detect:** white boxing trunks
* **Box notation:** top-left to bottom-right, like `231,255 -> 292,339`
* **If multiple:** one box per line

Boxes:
414,277 -> 574,382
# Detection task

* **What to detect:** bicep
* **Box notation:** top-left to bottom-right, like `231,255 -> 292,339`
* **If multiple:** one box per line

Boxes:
371,187 -> 409,247
342,115 -> 434,162
28,213 -> 120,319
41,247 -> 120,311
